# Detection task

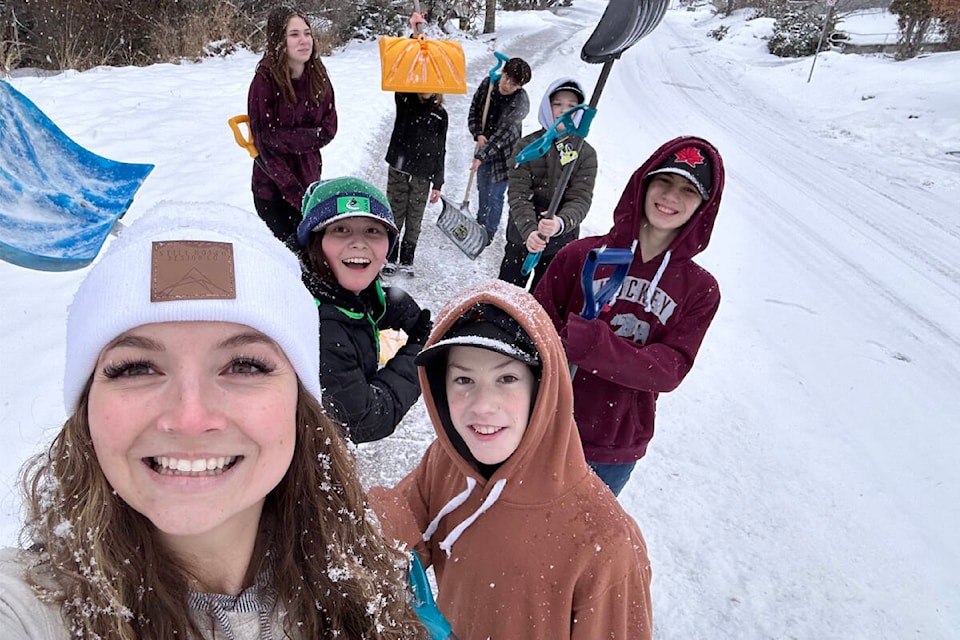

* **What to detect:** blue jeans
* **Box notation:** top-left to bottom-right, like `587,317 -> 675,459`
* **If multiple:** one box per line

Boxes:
588,460 -> 637,497
476,163 -> 508,240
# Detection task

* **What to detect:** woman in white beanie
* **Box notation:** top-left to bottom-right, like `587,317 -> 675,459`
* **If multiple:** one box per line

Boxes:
0,203 -> 426,639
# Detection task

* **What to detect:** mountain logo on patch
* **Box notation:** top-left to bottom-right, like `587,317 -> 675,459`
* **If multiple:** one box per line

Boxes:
151,241 -> 236,302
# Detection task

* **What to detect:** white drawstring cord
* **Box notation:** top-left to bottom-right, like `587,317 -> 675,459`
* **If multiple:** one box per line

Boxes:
438,479 -> 507,557
423,476 -> 477,542
644,249 -> 672,312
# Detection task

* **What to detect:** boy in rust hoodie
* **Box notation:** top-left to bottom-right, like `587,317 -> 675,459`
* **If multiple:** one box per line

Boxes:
371,280 -> 652,640
534,136 -> 725,496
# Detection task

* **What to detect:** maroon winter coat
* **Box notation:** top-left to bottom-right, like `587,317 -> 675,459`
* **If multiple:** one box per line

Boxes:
247,64 -> 337,208
534,136 -> 725,464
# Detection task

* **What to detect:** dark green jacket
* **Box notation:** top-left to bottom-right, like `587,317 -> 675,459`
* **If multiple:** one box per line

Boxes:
506,131 -> 597,255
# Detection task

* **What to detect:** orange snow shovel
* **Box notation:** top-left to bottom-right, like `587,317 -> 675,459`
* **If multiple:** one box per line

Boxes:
228,114 -> 283,185
228,114 -> 274,179
378,1 -> 466,94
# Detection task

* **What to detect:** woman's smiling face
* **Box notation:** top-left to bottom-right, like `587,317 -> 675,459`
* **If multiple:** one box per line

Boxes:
87,321 -> 298,544
284,15 -> 314,69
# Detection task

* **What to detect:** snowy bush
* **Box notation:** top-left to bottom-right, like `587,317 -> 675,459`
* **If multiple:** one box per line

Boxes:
0,0 -> 368,71
714,0 -> 788,18
334,0 -> 402,41
500,0 -> 572,9
768,10 -> 834,56
708,24 -> 731,39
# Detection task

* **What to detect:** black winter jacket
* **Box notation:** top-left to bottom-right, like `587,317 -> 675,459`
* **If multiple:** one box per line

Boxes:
302,271 -> 422,443
385,93 -> 447,189
506,130 -> 597,255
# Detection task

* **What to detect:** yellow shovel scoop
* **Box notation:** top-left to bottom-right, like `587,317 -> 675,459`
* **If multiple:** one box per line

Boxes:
378,2 -> 466,94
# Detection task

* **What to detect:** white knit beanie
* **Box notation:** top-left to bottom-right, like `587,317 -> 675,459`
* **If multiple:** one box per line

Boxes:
63,201 -> 321,413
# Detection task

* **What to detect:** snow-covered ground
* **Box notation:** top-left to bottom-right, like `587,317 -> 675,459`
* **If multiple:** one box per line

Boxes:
2,2 -> 958,637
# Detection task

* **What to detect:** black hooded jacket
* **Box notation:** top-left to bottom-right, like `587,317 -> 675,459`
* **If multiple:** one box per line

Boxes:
302,269 -> 422,443
385,92 -> 447,188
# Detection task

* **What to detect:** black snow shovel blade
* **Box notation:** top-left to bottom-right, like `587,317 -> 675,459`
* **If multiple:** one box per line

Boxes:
437,194 -> 488,260
581,0 -> 668,63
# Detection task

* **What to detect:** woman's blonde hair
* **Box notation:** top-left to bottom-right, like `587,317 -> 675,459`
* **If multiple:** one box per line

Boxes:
261,6 -> 332,106
20,378 -> 425,639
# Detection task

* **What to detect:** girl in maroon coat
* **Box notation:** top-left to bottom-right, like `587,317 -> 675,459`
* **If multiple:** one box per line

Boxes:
534,136 -> 725,496
248,7 -> 338,243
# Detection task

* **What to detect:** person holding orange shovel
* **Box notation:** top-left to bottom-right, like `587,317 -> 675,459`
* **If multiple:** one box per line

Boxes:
382,12 -> 449,278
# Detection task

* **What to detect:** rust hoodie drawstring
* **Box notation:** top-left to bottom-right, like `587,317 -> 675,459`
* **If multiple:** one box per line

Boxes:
422,477 -> 508,557
423,477 -> 476,542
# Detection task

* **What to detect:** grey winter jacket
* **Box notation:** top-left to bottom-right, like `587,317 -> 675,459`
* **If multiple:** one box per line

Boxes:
506,131 -> 597,253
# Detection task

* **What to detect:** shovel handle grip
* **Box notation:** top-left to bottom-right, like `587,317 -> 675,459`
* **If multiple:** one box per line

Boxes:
514,105 -> 596,165
489,51 -> 509,80
411,0 -> 423,36
580,245 -> 636,320
521,250 -> 542,279
228,115 -> 258,159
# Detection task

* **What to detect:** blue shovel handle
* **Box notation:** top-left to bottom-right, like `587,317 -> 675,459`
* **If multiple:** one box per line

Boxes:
580,244 -> 636,320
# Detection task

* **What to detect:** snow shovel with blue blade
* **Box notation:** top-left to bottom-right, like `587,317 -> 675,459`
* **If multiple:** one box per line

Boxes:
580,241 -> 638,320
518,0 -> 668,284
437,51 -> 509,260
569,240 -> 638,377
0,80 -> 153,272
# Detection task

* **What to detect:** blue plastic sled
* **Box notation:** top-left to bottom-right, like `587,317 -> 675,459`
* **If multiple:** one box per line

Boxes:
0,80 -> 154,271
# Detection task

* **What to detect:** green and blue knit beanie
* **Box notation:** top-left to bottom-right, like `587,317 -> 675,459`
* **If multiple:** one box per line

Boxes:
297,177 -> 398,253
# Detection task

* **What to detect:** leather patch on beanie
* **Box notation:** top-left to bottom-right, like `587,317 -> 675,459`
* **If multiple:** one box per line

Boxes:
150,241 -> 236,302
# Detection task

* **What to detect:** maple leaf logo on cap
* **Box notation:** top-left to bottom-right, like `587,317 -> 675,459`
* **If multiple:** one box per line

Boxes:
646,145 -> 713,200
674,147 -> 706,168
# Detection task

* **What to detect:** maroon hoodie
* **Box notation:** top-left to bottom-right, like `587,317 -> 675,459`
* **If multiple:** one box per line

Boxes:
247,64 -> 338,208
534,136 -> 725,464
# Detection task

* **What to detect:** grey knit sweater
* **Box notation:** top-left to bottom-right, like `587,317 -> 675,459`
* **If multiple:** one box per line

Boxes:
0,548 -> 283,639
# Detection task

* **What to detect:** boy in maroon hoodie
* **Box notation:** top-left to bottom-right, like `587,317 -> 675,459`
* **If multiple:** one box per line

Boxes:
534,136 -> 725,496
